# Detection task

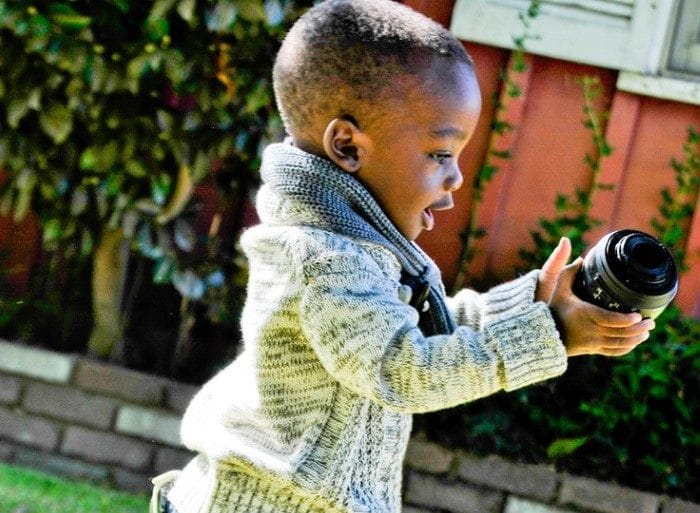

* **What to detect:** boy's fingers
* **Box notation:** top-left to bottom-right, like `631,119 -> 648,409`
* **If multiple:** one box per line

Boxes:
597,345 -> 640,357
601,331 -> 650,349
538,238 -> 573,302
556,257 -> 583,288
588,304 -> 643,327
599,319 -> 655,338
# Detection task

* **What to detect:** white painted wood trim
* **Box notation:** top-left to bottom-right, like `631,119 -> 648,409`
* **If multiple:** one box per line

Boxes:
450,0 -> 673,73
617,71 -> 700,106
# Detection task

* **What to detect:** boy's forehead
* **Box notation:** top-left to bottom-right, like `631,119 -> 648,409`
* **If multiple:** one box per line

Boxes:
369,62 -> 480,128
387,59 -> 478,103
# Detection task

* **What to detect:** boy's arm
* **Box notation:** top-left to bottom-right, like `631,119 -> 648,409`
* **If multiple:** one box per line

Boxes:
445,271 -> 542,331
299,250 -> 567,414
447,238 -> 653,357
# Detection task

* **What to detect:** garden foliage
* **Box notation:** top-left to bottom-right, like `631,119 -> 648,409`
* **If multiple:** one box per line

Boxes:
0,0 -> 697,503
0,0 -> 311,354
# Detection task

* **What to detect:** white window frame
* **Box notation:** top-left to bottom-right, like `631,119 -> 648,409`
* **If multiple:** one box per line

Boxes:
450,0 -> 700,106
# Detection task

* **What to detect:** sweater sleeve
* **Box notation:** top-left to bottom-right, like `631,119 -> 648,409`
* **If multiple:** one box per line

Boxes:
298,247 -> 567,414
447,270 -> 551,330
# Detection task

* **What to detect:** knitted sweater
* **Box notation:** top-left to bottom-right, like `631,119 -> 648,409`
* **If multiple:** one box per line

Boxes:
167,143 -> 567,513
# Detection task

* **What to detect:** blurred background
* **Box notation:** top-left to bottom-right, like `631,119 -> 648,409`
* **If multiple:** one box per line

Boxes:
0,1 -> 697,512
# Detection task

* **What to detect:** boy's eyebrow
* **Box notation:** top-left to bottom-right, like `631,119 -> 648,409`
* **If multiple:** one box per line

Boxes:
429,127 -> 467,140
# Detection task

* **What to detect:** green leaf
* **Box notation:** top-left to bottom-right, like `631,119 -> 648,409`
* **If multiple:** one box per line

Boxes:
80,141 -> 118,172
172,269 -> 205,299
0,189 -> 13,217
80,229 -> 94,256
125,159 -> 149,178
135,198 -> 161,216
121,210 -> 139,238
79,148 -> 96,171
238,0 -> 266,22
153,256 -> 176,284
7,91 -> 37,128
127,54 -> 151,79
137,224 -> 164,259
39,102 -> 73,144
144,16 -> 170,41
264,0 -> 284,26
43,218 -> 63,244
174,218 -> 195,252
157,109 -> 175,133
113,0 -> 130,13
490,149 -> 512,159
98,141 -> 119,172
71,187 -> 89,216
244,79 -> 271,114
191,150 -> 211,182
163,49 -> 192,84
206,1 -> 238,32
149,0 -> 178,20
547,437 -> 589,459
151,174 -> 172,206
177,0 -> 196,23
52,13 -> 92,31
0,137 -> 8,167
86,55 -> 107,92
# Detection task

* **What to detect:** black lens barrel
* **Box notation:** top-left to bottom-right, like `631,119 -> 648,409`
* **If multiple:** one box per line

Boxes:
573,229 -> 678,319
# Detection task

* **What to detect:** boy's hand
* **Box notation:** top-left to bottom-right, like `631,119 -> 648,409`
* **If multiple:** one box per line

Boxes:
537,237 -> 655,357
536,237 -> 572,303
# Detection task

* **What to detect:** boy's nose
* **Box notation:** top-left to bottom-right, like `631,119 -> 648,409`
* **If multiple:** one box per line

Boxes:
445,166 -> 463,192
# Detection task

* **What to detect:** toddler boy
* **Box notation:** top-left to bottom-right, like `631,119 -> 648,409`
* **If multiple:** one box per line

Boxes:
155,1 -> 653,512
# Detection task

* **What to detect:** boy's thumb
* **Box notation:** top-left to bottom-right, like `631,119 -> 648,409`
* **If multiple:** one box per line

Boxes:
557,257 -> 584,287
541,237 -> 572,278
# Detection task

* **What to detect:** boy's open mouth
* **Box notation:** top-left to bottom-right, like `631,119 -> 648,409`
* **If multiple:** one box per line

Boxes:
422,198 -> 454,231
422,208 -> 435,231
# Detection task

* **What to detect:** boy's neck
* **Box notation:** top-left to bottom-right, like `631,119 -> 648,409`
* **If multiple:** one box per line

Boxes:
289,136 -> 326,160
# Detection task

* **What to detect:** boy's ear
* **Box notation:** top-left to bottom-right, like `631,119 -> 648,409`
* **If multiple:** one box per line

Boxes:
322,118 -> 365,173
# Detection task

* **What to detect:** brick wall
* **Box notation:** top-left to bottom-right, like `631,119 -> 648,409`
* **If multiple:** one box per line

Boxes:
0,339 -> 196,494
1,339 -> 698,513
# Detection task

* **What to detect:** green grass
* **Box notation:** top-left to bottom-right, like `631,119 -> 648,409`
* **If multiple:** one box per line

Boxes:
0,463 -> 149,513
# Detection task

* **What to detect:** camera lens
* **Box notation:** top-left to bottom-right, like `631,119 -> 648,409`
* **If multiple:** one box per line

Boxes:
573,229 -> 678,319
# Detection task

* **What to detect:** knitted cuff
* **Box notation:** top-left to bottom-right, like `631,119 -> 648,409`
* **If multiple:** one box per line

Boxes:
484,303 -> 567,391
481,270 -> 540,324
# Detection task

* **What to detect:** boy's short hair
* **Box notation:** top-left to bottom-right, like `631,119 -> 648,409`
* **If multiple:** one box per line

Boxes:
273,0 -> 472,138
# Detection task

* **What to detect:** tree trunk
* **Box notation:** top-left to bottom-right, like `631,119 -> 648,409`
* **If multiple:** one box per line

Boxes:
88,228 -> 129,357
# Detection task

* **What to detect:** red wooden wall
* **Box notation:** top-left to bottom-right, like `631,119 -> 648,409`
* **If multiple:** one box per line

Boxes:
406,0 -> 700,317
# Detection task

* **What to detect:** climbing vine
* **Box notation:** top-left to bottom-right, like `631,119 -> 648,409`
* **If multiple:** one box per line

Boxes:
452,0 -> 541,290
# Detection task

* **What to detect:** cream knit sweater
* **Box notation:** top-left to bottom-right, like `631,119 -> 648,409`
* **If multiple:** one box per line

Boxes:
167,143 -> 567,513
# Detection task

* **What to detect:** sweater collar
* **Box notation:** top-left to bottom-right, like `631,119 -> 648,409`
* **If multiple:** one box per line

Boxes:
257,141 -> 431,277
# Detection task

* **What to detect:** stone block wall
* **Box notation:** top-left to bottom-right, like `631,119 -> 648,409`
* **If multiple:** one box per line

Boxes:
1,339 -> 698,513
0,339 -> 196,494
402,440 -> 699,513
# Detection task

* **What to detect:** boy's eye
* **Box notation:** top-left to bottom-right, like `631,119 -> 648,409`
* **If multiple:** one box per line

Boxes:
431,153 -> 451,165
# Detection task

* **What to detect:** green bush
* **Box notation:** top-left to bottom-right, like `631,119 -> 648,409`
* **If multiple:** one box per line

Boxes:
417,306 -> 699,501
0,0 -> 311,354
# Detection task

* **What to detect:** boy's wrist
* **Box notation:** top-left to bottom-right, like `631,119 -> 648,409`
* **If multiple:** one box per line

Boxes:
548,305 -> 567,345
